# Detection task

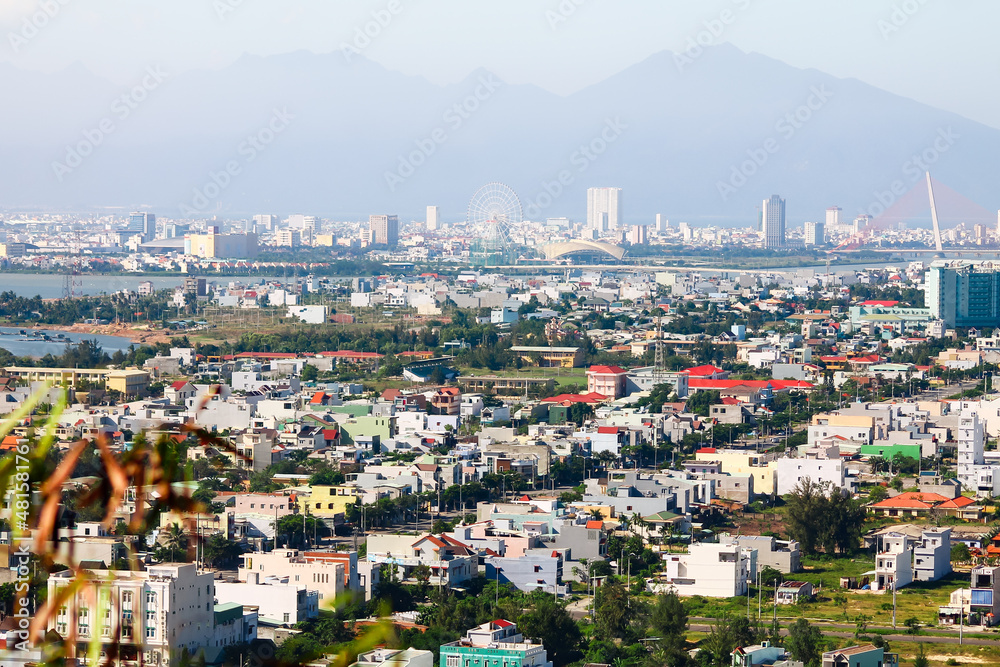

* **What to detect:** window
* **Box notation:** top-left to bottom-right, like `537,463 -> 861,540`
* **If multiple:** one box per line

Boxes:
447,656 -> 461,667
283,613 -> 290,623
146,591 -> 157,606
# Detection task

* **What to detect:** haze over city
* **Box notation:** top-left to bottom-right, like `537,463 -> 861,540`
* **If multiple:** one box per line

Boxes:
5,5 -> 1000,667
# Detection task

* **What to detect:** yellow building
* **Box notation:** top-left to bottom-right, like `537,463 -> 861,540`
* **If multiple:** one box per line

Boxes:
313,234 -> 336,246
695,449 -> 778,495
3,367 -> 150,398
511,346 -> 584,368
0,243 -> 26,258
106,370 -> 152,398
308,485 -> 362,517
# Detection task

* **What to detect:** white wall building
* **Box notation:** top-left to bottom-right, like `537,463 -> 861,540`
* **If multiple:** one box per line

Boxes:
654,542 -> 751,598
47,563 -> 216,667
215,575 -> 319,625
586,187 -> 622,233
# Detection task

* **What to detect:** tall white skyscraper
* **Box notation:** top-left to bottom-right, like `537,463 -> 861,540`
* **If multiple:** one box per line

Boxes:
804,221 -> 825,246
761,195 -> 786,248
426,205 -> 440,231
586,187 -> 622,233
655,214 -> 669,233
825,206 -> 841,228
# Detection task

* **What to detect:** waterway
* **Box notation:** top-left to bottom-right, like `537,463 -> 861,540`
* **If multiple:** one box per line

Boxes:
0,273 -> 188,299
0,326 -> 135,358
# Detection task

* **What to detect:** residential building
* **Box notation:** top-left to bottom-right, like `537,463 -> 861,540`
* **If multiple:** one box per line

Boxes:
485,548 -> 564,595
731,642 -> 799,667
587,187 -> 622,233
820,645 -> 897,667
366,534 -> 476,587
238,550 -> 350,604
803,221 -> 825,246
775,581 -> 813,604
913,527 -> 952,582
762,195 -> 785,248
731,535 -> 801,574
309,485 -> 363,518
370,214 -> 399,247
586,365 -> 628,399
873,533 -> 913,592
440,620 -> 552,667
215,573 -> 318,625
775,455 -> 849,495
128,211 -> 156,242
46,563 -> 215,666
426,206 -> 441,231
927,260 -> 1000,327
655,542 -> 751,598
353,648 -> 434,667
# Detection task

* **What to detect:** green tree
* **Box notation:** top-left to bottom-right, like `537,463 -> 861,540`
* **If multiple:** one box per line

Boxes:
301,364 -> 319,382
785,618 -> 823,667
202,533 -> 242,568
650,591 -> 688,657
155,524 -> 190,563
913,643 -> 928,667
517,593 -> 582,666
951,542 -> 971,563
701,614 -> 764,667
593,579 -> 631,640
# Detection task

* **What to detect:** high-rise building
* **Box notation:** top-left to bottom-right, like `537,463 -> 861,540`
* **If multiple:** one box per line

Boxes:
655,214 -> 669,233
426,206 -> 440,231
852,215 -> 870,235
761,195 -> 785,248
627,225 -> 648,245
275,229 -> 301,248
369,214 -> 399,247
252,214 -> 278,232
128,212 -> 156,242
587,187 -> 622,233
825,206 -> 841,228
927,260 -> 1000,328
804,221 -> 825,246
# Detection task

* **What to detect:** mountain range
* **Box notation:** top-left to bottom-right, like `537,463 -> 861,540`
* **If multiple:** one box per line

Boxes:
1,43 -> 997,227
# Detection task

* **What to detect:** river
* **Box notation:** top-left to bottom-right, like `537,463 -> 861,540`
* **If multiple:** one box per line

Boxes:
0,326 -> 135,358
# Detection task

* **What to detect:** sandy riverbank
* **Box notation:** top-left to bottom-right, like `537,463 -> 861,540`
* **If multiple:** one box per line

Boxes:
26,322 -> 176,346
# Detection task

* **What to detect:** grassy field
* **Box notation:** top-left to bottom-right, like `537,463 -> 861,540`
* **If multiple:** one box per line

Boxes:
456,365 -> 588,388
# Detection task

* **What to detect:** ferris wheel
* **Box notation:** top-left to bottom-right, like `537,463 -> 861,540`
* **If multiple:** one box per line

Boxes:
467,182 -> 522,264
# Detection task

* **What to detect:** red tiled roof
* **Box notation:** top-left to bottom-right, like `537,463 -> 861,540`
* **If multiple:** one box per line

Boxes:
492,619 -> 514,629
589,365 -> 627,374
585,520 -> 604,529
169,381 -> 190,390
870,497 -> 935,509
310,391 -> 327,404
696,447 -> 716,454
319,351 -> 384,359
597,426 -> 620,434
322,429 -> 339,440
894,491 -> 950,503
682,364 -> 725,377
938,496 -> 976,509
862,300 -> 899,307
235,352 -> 299,359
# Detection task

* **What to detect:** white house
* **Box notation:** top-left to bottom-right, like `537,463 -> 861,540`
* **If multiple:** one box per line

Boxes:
652,542 -> 751,598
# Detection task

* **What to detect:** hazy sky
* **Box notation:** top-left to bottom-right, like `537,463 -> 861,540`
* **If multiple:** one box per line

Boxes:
2,0 -> 997,128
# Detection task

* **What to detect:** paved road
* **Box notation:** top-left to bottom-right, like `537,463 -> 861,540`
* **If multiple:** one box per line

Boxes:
686,617 -> 997,647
